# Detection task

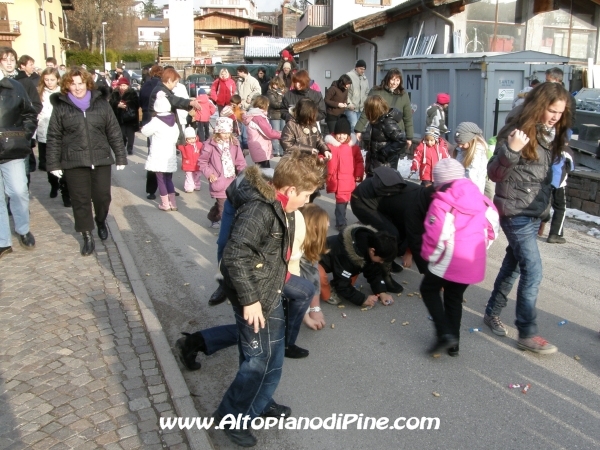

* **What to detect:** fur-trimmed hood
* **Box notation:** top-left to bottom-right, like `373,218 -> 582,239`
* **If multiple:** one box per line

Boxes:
341,223 -> 378,268
324,133 -> 357,147
228,165 -> 277,209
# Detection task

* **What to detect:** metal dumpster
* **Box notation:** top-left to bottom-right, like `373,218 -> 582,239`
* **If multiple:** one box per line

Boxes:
377,51 -> 571,141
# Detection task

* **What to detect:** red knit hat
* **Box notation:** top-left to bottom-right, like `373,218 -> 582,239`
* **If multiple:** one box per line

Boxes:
437,93 -> 450,104
282,50 -> 292,60
117,77 -> 130,86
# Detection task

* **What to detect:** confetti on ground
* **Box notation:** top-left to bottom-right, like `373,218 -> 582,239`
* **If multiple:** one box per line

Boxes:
145,240 -> 151,243
341,313 -> 347,318
407,294 -> 414,297
402,281 -> 409,285
337,304 -> 345,309
397,293 -> 402,297
331,324 -> 335,329
574,355 -> 581,361
402,321 -> 409,326
432,392 -> 441,397
521,384 -> 531,394
390,319 -> 396,324
145,273 -> 150,276
183,283 -> 190,286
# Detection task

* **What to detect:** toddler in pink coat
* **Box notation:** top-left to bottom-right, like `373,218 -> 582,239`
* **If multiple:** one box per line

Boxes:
419,158 -> 499,357
198,117 -> 247,228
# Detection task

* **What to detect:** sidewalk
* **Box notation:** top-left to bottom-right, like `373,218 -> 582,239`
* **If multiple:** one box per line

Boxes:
0,172 -> 196,450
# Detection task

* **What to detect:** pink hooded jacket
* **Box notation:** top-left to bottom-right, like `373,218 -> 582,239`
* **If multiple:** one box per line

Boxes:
198,138 -> 247,198
242,107 -> 282,163
421,178 -> 499,284
194,94 -> 217,122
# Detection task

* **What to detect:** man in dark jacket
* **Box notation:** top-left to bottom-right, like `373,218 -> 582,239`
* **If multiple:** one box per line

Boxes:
14,54 -> 42,113
319,224 -> 397,307
90,69 -> 111,92
0,65 -> 38,257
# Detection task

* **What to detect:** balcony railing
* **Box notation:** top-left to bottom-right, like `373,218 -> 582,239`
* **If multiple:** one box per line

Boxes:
0,20 -> 21,35
296,5 -> 332,37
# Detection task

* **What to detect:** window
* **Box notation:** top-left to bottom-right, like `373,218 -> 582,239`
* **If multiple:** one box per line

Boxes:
52,45 -> 55,58
59,17 -> 63,32
539,0 -> 596,61
43,43 -> 47,59
39,8 -> 45,26
465,0 -> 525,53
49,12 -> 54,29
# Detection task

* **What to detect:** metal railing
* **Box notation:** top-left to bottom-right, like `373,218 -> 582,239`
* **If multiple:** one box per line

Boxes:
0,20 -> 21,34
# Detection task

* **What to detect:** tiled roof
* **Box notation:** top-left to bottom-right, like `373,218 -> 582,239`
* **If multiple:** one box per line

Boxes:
244,37 -> 300,58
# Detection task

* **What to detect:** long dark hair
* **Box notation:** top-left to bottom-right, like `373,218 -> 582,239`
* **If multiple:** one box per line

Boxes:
337,74 -> 352,90
376,68 -> 404,95
516,82 -> 570,162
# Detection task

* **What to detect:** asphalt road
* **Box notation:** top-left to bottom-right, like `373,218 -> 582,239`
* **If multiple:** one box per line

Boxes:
110,136 -> 600,450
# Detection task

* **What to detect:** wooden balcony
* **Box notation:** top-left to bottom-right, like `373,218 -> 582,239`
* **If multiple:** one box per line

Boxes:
296,5 -> 333,38
0,20 -> 21,40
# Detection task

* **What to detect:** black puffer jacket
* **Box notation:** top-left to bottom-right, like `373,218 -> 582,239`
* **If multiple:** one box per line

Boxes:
149,81 -> 191,114
281,88 -> 326,122
488,123 -> 553,219
109,88 -> 140,128
221,166 -> 295,319
14,71 -> 42,114
319,224 -> 387,306
363,108 -> 406,174
46,89 -> 127,171
0,77 -> 38,163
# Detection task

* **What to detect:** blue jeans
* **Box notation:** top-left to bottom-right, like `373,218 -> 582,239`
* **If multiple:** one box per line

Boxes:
269,119 -> 284,155
200,274 -> 314,354
0,158 -> 30,247
345,110 -> 360,132
216,199 -> 236,263
216,298 -> 285,419
485,216 -> 543,339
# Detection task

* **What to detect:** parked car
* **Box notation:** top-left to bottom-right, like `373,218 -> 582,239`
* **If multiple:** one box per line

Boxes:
184,74 -> 212,97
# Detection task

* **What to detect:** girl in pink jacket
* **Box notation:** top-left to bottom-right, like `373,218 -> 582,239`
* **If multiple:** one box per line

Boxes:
194,89 -> 216,142
198,117 -> 247,228
324,115 -> 365,230
410,126 -> 450,186
242,95 -> 282,168
420,158 -> 499,357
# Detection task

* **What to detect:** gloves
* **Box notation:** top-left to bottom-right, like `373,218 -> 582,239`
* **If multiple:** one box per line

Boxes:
50,170 -> 63,179
116,165 -> 125,171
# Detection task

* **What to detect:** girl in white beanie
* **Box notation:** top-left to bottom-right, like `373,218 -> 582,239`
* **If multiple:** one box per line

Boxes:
454,122 -> 489,194
141,92 -> 181,211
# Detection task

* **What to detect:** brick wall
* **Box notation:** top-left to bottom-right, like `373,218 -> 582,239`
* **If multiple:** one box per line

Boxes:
566,171 -> 600,215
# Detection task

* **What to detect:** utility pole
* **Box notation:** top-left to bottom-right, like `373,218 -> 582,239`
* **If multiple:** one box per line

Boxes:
102,22 -> 107,71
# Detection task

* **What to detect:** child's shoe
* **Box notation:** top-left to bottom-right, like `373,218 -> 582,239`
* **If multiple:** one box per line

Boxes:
194,185 -> 201,191
184,190 -> 193,193
158,195 -> 171,211
324,288 -> 342,305
168,193 -> 178,211
447,345 -> 459,357
210,221 -> 221,229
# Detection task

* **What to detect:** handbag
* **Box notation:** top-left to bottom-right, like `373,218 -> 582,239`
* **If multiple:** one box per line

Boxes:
0,130 -> 30,157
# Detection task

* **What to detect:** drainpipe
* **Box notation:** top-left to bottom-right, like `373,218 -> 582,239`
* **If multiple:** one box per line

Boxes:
347,31 -> 378,85
420,0 -> 454,53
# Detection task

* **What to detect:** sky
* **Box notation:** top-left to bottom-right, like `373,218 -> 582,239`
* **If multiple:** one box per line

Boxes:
158,1 -> 284,12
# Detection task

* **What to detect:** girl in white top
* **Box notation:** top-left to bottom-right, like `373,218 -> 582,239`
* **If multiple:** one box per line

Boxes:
453,122 -> 489,194
36,67 -> 69,204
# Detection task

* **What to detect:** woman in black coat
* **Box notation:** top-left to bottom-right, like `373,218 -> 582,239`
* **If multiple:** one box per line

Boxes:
257,67 -> 271,95
109,77 -> 140,155
46,67 -> 127,256
324,74 -> 352,133
281,70 -> 326,123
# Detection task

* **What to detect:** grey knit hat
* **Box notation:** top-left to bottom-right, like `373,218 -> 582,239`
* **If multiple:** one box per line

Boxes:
454,122 -> 483,145
433,158 -> 465,187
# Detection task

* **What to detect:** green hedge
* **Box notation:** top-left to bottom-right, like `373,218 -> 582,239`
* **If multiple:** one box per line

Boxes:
66,50 -> 157,70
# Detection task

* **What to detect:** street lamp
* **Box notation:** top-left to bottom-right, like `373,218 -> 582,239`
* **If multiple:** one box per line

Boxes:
102,22 -> 107,72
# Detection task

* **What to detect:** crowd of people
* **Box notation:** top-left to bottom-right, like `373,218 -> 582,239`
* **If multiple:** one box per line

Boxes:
0,46 -> 579,447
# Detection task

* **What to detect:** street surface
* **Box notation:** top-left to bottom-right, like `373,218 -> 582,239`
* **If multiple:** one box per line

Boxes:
110,135 -> 599,450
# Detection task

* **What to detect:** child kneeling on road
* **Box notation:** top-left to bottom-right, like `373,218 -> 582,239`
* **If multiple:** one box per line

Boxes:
318,224 -> 397,308
420,158 -> 499,357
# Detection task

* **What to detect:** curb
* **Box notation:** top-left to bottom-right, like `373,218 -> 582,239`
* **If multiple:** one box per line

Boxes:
106,213 -> 214,450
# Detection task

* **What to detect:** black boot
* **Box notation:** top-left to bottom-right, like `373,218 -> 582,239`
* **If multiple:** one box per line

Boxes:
391,261 -> 404,273
208,280 -> 228,306
175,332 -> 206,371
62,195 -> 71,207
81,231 -> 95,256
97,222 -> 108,241
383,271 -> 404,294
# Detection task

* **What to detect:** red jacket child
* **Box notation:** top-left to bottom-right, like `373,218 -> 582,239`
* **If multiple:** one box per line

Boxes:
194,92 -> 217,123
178,135 -> 203,172
410,127 -> 450,183
325,133 -> 364,203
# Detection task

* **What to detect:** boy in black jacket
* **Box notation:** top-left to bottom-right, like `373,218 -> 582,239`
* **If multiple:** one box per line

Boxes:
214,152 -> 325,447
319,224 -> 397,307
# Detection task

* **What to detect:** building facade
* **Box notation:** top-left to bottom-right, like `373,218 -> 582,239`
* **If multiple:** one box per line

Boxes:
0,0 -> 75,66
169,0 -> 194,60
197,0 -> 258,19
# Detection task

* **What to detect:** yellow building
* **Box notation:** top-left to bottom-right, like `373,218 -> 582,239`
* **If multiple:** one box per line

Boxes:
0,0 -> 75,66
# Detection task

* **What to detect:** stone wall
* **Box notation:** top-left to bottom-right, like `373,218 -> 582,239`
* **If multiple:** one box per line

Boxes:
566,171 -> 600,215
